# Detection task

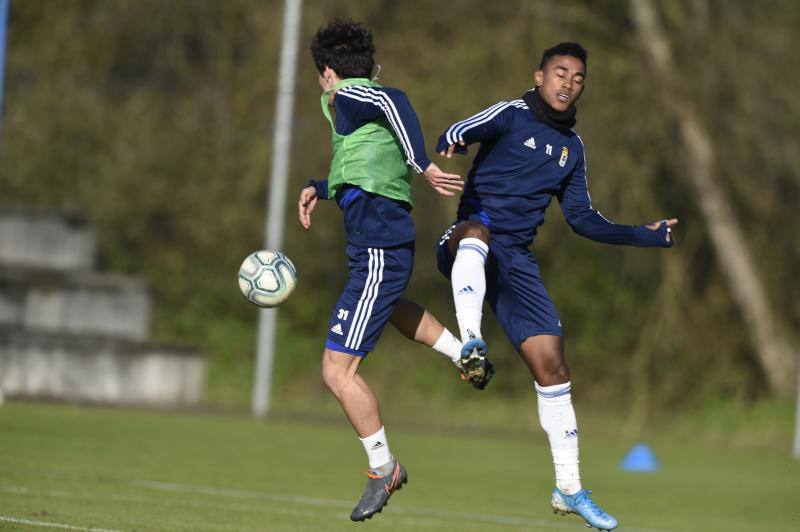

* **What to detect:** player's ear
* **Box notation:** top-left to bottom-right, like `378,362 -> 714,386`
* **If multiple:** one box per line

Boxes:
534,69 -> 543,88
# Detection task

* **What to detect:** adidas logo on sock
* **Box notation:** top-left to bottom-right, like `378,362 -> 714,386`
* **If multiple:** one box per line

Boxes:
457,285 -> 476,295
564,428 -> 579,439
370,441 -> 384,450
330,323 -> 343,335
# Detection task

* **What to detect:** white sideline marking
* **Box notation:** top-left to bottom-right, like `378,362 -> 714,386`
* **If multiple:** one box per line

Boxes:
128,479 -> 678,532
1,485 -> 470,531
0,485 -> 329,529
129,479 -> 352,507
2,479 -> 680,532
2,482 -> 574,530
0,515 -> 121,532
130,479 -> 570,527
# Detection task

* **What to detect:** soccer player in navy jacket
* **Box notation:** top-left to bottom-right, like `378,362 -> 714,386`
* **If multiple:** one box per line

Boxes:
297,19 -> 469,522
435,42 -> 678,531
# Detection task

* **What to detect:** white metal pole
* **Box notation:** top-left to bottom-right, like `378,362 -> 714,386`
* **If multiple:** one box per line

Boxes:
253,0 -> 303,417
794,355 -> 800,458
0,0 -> 10,143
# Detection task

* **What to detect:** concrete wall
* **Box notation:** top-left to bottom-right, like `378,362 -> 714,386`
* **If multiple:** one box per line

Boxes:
0,211 -> 96,271
0,328 -> 204,406
0,210 -> 205,407
0,268 -> 151,340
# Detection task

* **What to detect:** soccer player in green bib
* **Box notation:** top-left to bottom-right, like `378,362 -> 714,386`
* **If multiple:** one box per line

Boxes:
297,19 -> 477,521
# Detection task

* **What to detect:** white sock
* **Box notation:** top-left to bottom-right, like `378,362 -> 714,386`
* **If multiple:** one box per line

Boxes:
451,238 -> 488,342
432,328 -> 462,364
359,426 -> 393,470
535,381 -> 582,495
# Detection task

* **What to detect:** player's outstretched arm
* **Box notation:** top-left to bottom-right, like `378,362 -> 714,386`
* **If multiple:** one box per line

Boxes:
559,143 -> 678,247
422,162 -> 463,197
435,101 -> 516,157
562,208 -> 678,248
298,185 -> 318,230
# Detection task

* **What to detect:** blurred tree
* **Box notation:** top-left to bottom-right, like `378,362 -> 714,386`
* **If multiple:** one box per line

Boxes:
630,0 -> 797,395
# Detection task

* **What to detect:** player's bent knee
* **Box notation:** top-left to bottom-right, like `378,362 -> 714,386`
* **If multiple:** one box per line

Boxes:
449,222 -> 490,255
321,350 -> 358,395
551,363 -> 570,383
520,336 -> 571,385
321,364 -> 348,395
458,221 -> 490,244
536,358 -> 570,385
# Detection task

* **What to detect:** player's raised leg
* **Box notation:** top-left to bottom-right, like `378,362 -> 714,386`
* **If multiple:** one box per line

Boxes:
390,299 -> 462,365
390,299 -> 495,388
519,335 -> 617,531
446,222 -> 492,385
448,222 -> 489,343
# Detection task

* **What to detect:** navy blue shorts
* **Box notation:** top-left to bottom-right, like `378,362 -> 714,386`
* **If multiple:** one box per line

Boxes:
437,223 -> 562,351
326,242 -> 414,356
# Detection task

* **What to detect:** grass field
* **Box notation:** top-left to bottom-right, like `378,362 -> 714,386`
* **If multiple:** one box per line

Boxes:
1,402 -> 798,531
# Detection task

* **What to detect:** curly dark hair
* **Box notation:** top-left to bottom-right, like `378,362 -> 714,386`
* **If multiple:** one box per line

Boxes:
538,42 -> 588,70
310,19 -> 375,79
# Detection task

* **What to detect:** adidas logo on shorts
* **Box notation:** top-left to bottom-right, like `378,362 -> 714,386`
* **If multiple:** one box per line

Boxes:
331,323 -> 343,335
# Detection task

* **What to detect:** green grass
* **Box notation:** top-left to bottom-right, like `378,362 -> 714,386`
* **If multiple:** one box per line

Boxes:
0,402 -> 799,531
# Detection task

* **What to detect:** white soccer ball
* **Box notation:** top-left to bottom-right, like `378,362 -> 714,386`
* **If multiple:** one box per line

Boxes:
238,250 -> 297,308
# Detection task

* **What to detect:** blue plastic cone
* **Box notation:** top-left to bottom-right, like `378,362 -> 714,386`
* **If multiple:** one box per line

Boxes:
619,443 -> 660,472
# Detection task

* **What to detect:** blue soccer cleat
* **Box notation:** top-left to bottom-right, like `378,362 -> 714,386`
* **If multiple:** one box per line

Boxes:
551,488 -> 618,531
459,334 -> 494,390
